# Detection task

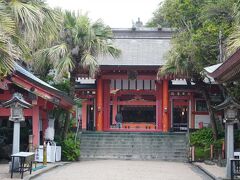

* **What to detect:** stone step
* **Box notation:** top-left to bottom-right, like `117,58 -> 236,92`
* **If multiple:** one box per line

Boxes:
80,155 -> 188,162
80,145 -> 187,149
79,132 -> 188,162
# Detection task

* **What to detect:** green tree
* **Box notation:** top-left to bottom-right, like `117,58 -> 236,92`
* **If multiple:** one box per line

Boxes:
222,2 -> 240,102
226,1 -> 240,55
0,0 -> 19,78
34,12 -> 120,138
149,0 -> 238,139
0,0 -> 62,78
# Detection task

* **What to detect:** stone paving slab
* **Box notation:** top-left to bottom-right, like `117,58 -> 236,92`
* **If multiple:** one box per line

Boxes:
33,160 -> 211,180
0,162 -> 68,180
194,162 -> 225,179
1,160 -> 225,180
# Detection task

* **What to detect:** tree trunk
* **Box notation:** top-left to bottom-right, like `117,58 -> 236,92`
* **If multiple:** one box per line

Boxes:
62,111 -> 70,140
201,86 -> 218,140
218,84 -> 227,99
62,69 -> 76,140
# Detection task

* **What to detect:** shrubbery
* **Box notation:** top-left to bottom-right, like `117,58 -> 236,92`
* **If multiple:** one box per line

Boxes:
190,128 -> 224,160
61,133 -> 80,161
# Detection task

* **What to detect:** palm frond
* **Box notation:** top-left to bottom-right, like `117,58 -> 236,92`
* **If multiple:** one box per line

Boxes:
80,53 -> 99,77
36,7 -> 63,48
56,55 -> 74,76
34,43 -> 68,63
0,1 -> 15,36
227,25 -> 240,56
9,0 -> 44,39
0,32 -> 21,75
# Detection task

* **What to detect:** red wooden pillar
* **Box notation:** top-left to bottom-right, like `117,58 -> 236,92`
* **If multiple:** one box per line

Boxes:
191,93 -> 195,128
96,78 -> 103,131
32,105 -> 40,146
42,110 -> 48,140
103,80 -> 110,130
112,95 -> 118,125
162,79 -> 169,132
156,81 -> 163,131
82,101 -> 87,130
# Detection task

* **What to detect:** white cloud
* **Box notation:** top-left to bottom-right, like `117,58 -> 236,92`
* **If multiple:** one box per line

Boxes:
46,0 -> 161,28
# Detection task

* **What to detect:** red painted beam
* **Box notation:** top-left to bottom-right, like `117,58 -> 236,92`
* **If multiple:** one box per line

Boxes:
103,80 -> 110,130
0,108 -> 33,117
156,81 -> 163,131
32,105 -> 39,146
101,74 -> 157,80
192,112 -> 209,115
114,90 -> 157,96
162,80 -> 169,132
112,95 -> 117,125
117,101 -> 155,106
0,91 -> 13,101
12,75 -> 73,110
96,78 -> 103,131
12,75 -> 53,100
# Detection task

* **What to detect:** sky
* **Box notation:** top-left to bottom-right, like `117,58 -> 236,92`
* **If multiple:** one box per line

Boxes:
46,0 -> 161,28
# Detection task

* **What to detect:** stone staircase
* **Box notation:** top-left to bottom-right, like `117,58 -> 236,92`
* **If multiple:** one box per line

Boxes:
79,132 -> 189,162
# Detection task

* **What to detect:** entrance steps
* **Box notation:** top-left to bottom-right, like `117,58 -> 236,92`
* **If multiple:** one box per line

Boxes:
79,132 -> 188,162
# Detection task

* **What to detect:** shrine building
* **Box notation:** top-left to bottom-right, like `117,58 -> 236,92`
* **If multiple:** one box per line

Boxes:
76,28 -> 222,132
0,64 -> 74,146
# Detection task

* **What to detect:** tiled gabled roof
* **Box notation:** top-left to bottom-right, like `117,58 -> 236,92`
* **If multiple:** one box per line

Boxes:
98,28 -> 173,66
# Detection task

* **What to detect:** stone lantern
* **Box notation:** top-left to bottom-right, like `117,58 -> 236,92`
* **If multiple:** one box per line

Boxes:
215,97 -> 240,178
2,93 -> 31,169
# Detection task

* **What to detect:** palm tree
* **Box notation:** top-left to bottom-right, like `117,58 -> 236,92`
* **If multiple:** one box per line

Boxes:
159,31 -> 219,140
0,0 -> 20,78
226,1 -> 240,54
34,12 -> 120,97
0,0 -> 62,78
34,12 -> 120,137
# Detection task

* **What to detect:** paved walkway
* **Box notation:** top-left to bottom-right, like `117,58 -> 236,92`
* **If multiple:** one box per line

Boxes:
33,160 -> 211,180
194,162 -> 225,179
0,162 -> 66,180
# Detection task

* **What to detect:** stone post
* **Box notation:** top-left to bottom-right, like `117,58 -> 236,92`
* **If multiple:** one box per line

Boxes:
2,93 -> 32,170
226,123 -> 234,179
12,122 -> 21,169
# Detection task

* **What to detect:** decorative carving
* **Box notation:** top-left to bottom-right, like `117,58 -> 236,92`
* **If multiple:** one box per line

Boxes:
128,70 -> 138,80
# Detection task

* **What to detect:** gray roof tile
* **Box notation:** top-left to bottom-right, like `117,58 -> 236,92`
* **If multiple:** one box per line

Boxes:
98,29 -> 172,66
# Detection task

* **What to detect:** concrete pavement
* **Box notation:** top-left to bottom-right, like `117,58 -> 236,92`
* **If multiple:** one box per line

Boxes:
33,160 -> 211,180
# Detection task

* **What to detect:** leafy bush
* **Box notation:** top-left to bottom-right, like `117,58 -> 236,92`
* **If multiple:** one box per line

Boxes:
190,128 -> 214,147
190,128 -> 224,160
195,147 -> 210,160
61,133 -> 80,161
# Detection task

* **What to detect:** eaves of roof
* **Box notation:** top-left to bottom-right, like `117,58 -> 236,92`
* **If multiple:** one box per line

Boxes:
209,49 -> 240,83
13,64 -> 74,107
